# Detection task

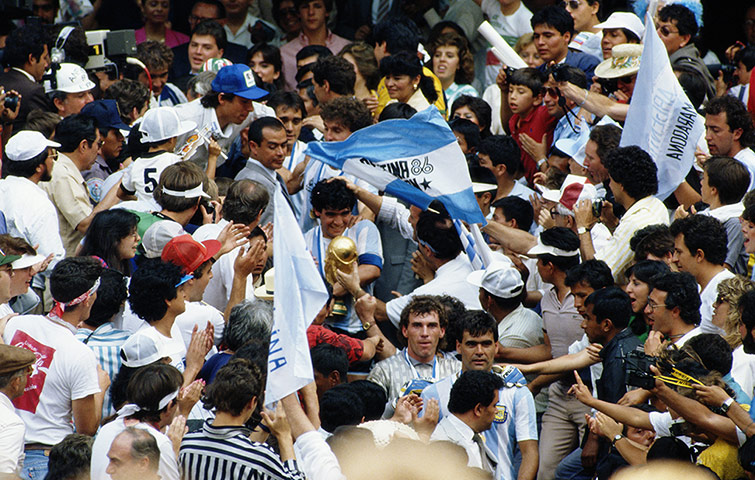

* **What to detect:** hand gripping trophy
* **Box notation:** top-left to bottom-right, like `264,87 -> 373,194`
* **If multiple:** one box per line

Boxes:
324,235 -> 358,316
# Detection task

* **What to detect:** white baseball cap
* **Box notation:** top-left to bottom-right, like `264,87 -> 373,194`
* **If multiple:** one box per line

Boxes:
120,331 -> 171,368
141,221 -> 187,259
5,131 -> 60,161
466,261 -> 524,299
139,107 -> 196,144
527,237 -> 580,257
594,12 -> 645,41
542,174 -> 598,210
44,63 -> 96,93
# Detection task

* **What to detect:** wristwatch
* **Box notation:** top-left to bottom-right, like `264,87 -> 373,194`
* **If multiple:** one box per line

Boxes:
720,397 -> 735,414
611,434 -> 623,445
577,226 -> 591,235
362,321 -> 372,331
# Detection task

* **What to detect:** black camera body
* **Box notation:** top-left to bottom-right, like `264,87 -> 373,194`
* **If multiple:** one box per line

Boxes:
3,92 -> 19,111
625,350 -> 657,390
548,63 -> 571,83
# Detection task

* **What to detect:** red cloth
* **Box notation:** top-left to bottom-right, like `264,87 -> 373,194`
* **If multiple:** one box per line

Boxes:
508,104 -> 556,184
307,324 -> 364,364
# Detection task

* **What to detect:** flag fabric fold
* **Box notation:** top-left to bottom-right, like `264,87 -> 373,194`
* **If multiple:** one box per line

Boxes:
304,107 -> 485,224
265,186 -> 329,406
620,14 -> 704,201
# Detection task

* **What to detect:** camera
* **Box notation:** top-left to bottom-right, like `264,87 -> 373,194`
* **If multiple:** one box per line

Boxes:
625,350 -> 657,390
503,65 -> 517,79
3,92 -> 19,111
548,63 -> 571,83
709,63 -> 737,86
84,29 -> 137,73
592,200 -> 603,218
595,77 -> 618,96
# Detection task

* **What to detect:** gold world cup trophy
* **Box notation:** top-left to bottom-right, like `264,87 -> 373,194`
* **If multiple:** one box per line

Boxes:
324,235 -> 358,317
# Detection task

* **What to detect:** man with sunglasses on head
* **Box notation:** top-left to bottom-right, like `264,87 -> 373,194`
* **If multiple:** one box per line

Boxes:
657,3 -> 715,99
560,0 -> 602,60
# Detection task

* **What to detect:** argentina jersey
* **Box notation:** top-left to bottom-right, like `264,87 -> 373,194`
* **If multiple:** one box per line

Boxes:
422,366 -> 538,480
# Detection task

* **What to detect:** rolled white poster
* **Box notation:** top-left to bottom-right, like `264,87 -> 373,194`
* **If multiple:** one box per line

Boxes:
477,21 -> 528,69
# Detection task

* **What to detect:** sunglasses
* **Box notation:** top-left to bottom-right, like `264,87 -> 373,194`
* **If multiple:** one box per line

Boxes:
559,0 -> 581,10
616,75 -> 635,84
656,25 -> 679,37
545,87 -> 561,98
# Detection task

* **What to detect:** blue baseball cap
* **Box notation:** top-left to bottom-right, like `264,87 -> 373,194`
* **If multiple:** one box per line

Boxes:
81,99 -> 131,131
211,64 -> 268,100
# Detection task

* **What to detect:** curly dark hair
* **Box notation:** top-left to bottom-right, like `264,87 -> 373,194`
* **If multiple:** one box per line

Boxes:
204,358 -> 263,416
320,96 -> 372,133
669,214 -> 728,266
588,124 -> 622,163
704,95 -> 754,148
128,258 -> 184,323
427,32 -> 475,85
565,259 -> 614,289
310,178 -> 356,212
630,224 -> 675,261
451,95 -> 492,138
398,295 -> 448,348
605,146 -> 658,199
312,55 -> 356,96
651,271 -> 701,326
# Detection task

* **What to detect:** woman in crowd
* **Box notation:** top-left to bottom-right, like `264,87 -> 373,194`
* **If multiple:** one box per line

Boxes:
135,0 -> 189,47
428,33 -> 477,110
380,51 -> 438,112
339,42 -> 380,109
625,260 -> 670,342
248,43 -> 285,92
713,275 -> 755,398
79,209 -> 140,277
450,95 -> 492,138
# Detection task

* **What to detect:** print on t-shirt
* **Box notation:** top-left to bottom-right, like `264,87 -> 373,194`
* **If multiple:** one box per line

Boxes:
10,330 -> 55,413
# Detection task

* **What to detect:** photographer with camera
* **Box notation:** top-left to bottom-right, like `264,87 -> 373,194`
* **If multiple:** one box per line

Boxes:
0,24 -> 50,129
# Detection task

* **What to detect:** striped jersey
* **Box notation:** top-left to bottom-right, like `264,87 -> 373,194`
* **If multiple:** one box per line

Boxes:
75,323 -> 130,418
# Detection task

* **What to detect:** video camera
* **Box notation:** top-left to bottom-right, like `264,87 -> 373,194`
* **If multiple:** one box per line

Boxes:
84,29 -> 137,74
625,350 -> 657,390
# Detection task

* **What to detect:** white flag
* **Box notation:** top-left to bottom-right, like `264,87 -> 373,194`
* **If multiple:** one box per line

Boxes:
620,14 -> 704,201
265,186 -> 329,406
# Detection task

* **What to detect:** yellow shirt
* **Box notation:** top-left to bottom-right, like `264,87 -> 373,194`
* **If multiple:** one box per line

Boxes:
375,66 -> 446,118
43,153 -> 92,257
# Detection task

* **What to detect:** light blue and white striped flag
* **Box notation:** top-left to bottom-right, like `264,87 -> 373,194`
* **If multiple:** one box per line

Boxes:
620,14 -> 704,201
265,186 -> 329,407
304,107 -> 485,224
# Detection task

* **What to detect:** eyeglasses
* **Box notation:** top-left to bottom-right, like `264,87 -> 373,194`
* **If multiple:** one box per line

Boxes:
656,24 -> 679,37
549,208 -> 562,219
616,75 -> 635,84
559,0 -> 581,10
48,149 -> 58,161
646,302 -> 669,311
545,87 -> 561,98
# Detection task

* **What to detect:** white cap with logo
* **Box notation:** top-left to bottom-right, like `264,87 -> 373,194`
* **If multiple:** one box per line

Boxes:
5,131 -> 60,161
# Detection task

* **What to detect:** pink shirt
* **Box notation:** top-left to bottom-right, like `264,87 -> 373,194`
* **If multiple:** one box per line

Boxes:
280,30 -> 350,91
135,28 -> 189,49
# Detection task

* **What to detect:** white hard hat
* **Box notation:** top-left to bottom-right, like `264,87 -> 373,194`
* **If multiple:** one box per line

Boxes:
44,63 -> 96,93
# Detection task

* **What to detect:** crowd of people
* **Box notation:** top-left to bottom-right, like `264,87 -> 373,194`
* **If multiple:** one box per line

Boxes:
0,0 -> 755,479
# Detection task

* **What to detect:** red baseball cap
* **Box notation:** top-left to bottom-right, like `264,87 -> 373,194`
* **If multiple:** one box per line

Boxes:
161,234 -> 221,274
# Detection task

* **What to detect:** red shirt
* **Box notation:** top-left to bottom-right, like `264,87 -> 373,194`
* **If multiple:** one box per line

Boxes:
508,104 -> 556,184
307,324 -> 364,364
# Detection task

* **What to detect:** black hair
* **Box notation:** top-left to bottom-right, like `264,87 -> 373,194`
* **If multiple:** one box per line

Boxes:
45,434 -> 92,480
704,95 -> 754,146
312,55 -> 356,96
735,47 -> 755,71
204,358 -> 262,416
449,117 -> 481,151
553,65 -> 588,89
103,79 -> 150,124
54,114 -> 98,153
508,68 -> 545,97
320,96 -> 372,133
477,135 -> 521,176
267,90 -> 306,117
2,146 -> 49,178
588,124 -> 622,162
128,258 -> 184,323
436,294 -> 468,352
232,338 -> 270,381
222,179 -> 270,225
651,271 -> 702,326
192,0 -> 226,18
248,116 -> 286,146
625,260 -> 670,288
491,196 -> 534,232
191,20 -> 227,51
630,224 -> 675,261
125,363 -> 183,422
703,156 -> 749,205
670,214 -> 728,266
378,102 -> 417,121
79,209 -> 139,276
311,178 -> 356,212
416,208 -> 462,261
457,310 -> 498,343
605,146 -> 658,199
3,24 -> 47,69
565,259 -> 614,289
83,269 -> 128,328
50,256 -> 104,305
538,227 -> 580,272
684,333 -> 733,376
372,20 -> 419,55
249,42 -> 282,74
311,343 -> 349,379
296,44 -> 332,63
658,4 -> 698,37
379,51 -> 438,104
451,95 -> 492,138
674,67 -> 707,111
448,370 -> 504,415
531,5 -> 575,35
347,380 -> 387,421
319,384 -> 364,433
398,295 -> 448,346
585,286 -> 632,330
648,437 -> 692,463
51,25 -> 90,67
294,0 -> 333,11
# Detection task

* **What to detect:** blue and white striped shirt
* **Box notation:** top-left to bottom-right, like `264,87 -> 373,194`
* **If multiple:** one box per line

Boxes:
75,323 -> 130,418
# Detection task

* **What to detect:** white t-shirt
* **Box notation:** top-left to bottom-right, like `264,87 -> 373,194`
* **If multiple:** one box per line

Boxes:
90,417 -> 179,480
174,301 -> 225,347
481,0 -> 533,43
129,325 -> 187,372
3,315 -> 100,445
121,151 -> 183,202
735,148 -> 755,192
731,345 -> 755,401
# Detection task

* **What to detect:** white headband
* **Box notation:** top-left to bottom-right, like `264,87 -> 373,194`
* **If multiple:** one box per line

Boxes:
115,389 -> 180,418
161,184 -> 209,198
